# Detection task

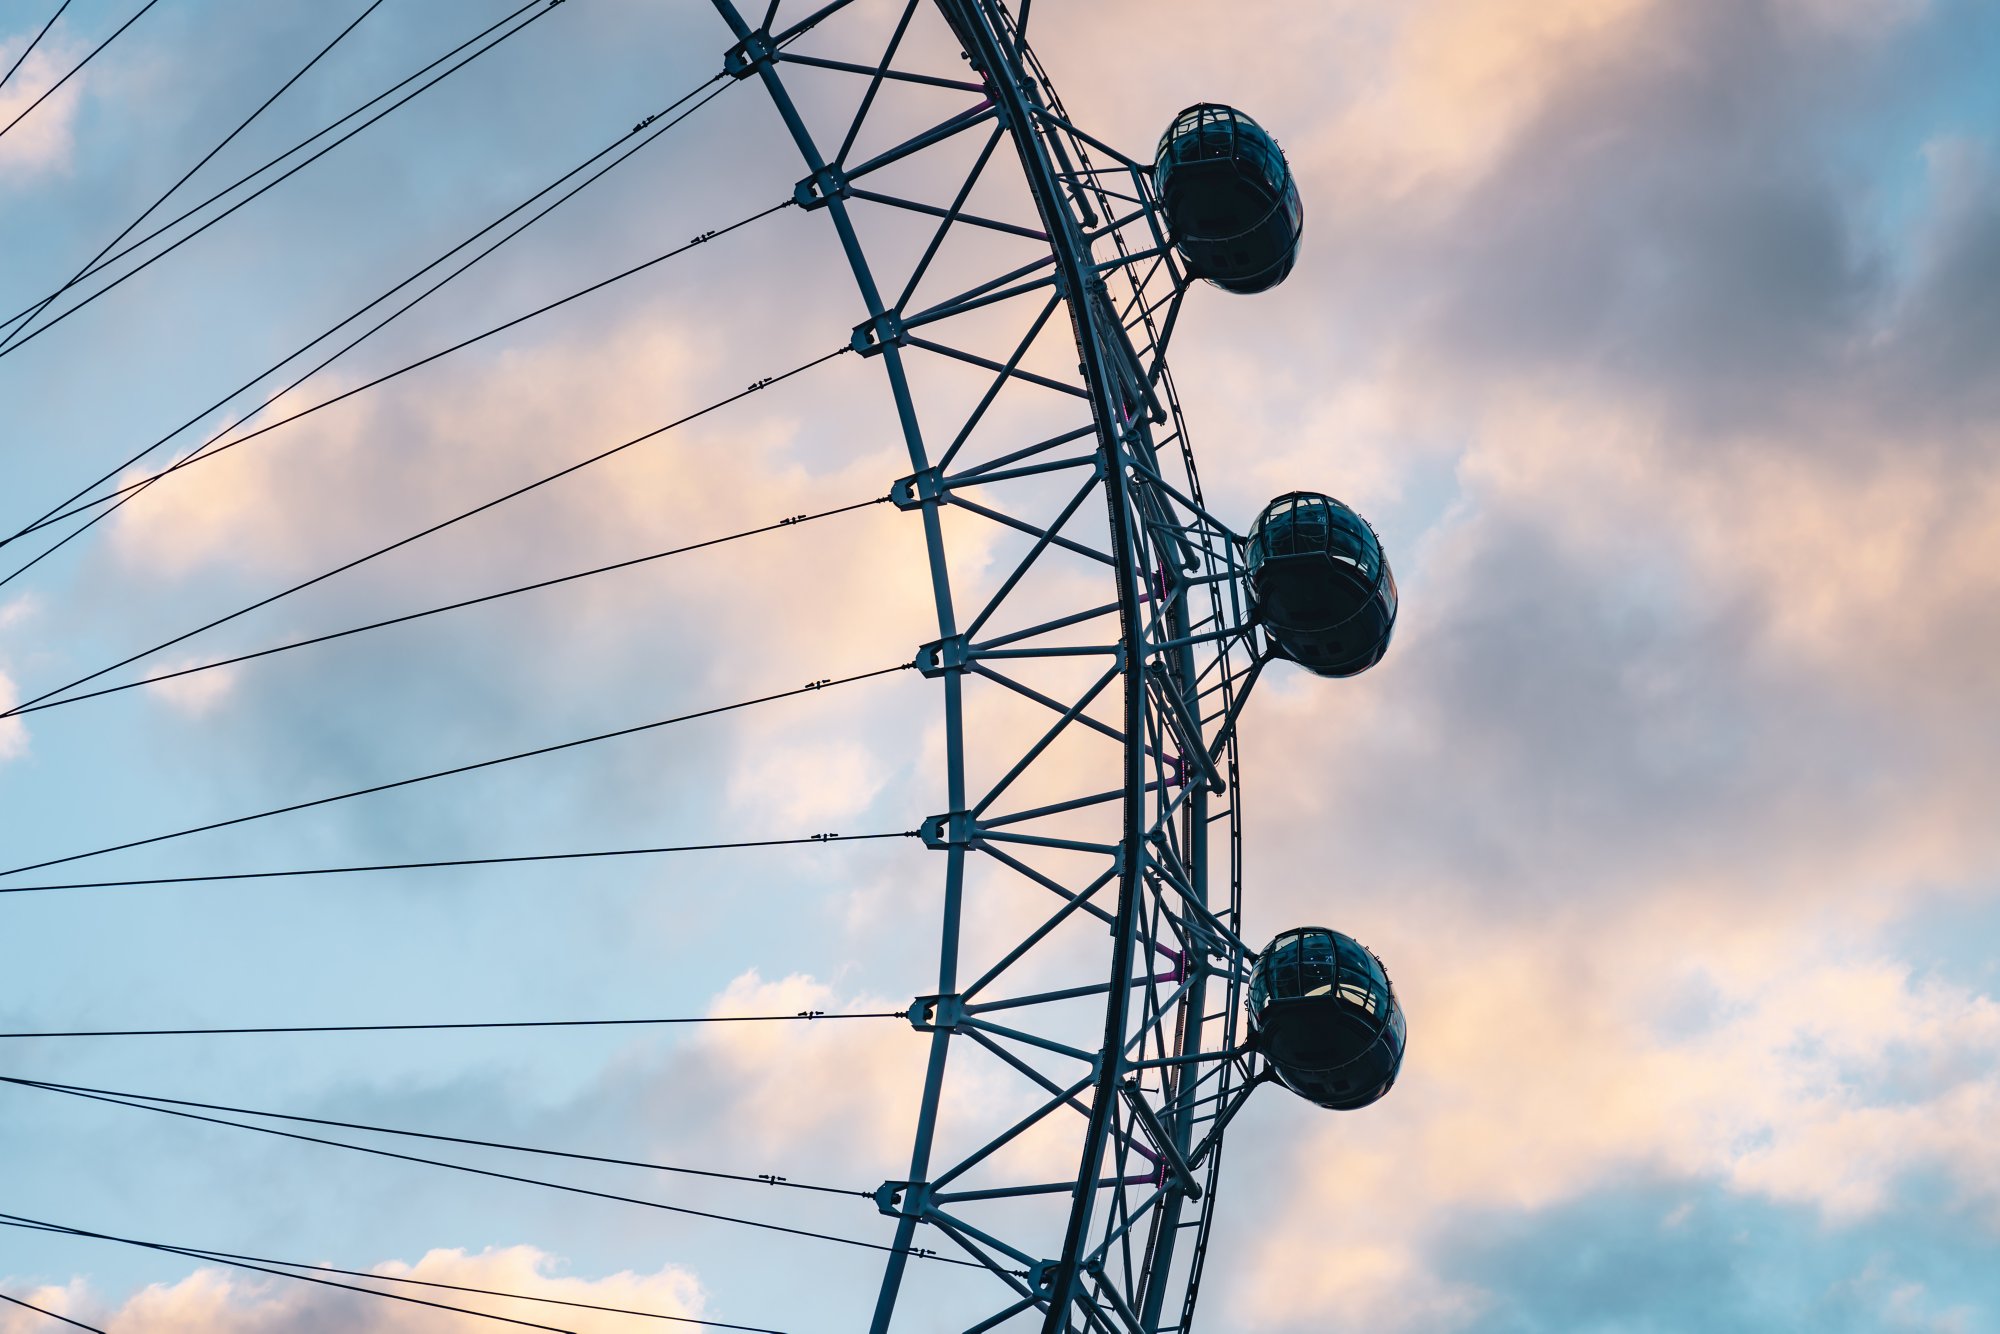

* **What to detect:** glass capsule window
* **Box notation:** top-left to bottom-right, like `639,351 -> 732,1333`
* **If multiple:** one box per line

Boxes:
1155,104 -> 1293,197
1246,493 -> 1385,582
1337,980 -> 1379,1015
1251,928 -> 1393,1021
1156,104 -> 1240,166
1298,932 -> 1337,997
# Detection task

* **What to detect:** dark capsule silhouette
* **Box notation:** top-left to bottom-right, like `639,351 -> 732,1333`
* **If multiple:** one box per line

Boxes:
1249,927 -> 1406,1110
1246,491 -> 1396,677
1153,104 -> 1304,294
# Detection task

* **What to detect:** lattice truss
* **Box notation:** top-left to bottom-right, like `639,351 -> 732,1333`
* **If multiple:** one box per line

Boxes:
717,1 -> 1273,1329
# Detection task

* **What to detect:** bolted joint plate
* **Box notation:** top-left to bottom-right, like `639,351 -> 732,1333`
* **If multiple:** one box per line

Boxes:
906,992 -> 967,1032
913,634 -> 969,678
850,309 -> 906,356
871,1178 -> 935,1219
793,162 -> 849,211
721,29 -> 776,80
890,466 -> 944,511
918,811 -> 976,849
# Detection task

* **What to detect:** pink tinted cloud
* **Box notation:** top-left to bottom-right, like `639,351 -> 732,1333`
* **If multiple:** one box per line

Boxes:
0,668 -> 26,763
1225,920 -> 2000,1329
0,1246 -> 705,1334
0,42 -> 83,178
13,1 -> 1995,1327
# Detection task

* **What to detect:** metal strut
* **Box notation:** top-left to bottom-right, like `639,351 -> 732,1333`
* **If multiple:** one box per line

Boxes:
925,4 -> 1162,1330
703,5 -> 974,1332
715,1 -> 1259,1328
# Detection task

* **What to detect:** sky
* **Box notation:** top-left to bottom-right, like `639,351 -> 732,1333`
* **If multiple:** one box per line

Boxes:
2,0 -> 1999,1330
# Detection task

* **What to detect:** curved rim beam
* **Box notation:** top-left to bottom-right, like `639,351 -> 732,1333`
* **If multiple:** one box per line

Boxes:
711,3 -> 1258,1329
924,4 -> 1148,1329
704,3 -> 974,1324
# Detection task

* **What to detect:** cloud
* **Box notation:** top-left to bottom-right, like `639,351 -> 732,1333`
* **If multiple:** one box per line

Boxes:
670,969 -> 925,1163
573,967 -> 1082,1187
0,600 -> 35,768
1216,922 -> 2000,1330
0,1280 -> 90,1334
1209,356 -> 2000,1327
0,668 -> 26,763
0,597 -> 35,762
0,1246 -> 707,1334
726,735 -> 887,827
1773,0 -> 1930,36
140,658 -> 239,715
5,1 -> 1998,1330
0,41 -> 84,178
1021,3 -> 2000,1325
1313,0 -> 1657,197
1436,1177 -> 1990,1333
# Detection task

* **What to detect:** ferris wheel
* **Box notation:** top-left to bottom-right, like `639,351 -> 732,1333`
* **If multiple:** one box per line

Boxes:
0,2 -> 1406,1331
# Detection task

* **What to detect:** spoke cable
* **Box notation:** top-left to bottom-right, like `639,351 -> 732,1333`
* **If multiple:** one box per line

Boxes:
0,0 -> 556,360
0,0 -> 157,150
1,1076 -> 870,1198
2,68 -> 731,551
0,664 -> 909,879
12,492 -> 883,721
0,1217 -> 568,1333
0,1 -> 72,96
0,1008 -> 911,1038
2,344 -> 848,717
1,0 -> 386,349
35,193 -> 792,530
0,192 -> 791,602
0,1289 -> 105,1334
0,1078 -> 982,1270
0,0 -> 1123,1315
0,830 -> 919,898
0,1214 -> 787,1333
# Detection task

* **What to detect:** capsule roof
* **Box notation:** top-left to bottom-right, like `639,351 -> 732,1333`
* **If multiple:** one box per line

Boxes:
1247,491 -> 1387,579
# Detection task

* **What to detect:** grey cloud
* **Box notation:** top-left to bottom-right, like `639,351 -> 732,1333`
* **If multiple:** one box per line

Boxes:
1433,1176 -> 1998,1333
1889,142 -> 2000,424
1412,2 -> 1885,417
9,2 -> 2000,1329
1166,0 -> 2000,451
1241,500 -> 1934,926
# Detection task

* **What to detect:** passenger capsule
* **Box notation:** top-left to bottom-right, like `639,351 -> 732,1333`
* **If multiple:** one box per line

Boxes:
1153,104 -> 1304,294
1246,491 -> 1396,677
1249,927 -> 1406,1110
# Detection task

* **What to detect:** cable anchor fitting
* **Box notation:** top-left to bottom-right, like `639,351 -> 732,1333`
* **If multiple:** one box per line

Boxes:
914,634 -> 969,678
905,993 -> 967,1033
722,28 -> 776,80
918,811 -> 976,849
891,466 -> 945,511
872,1179 -> 935,1219
793,163 -> 850,211
850,309 -> 905,356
